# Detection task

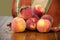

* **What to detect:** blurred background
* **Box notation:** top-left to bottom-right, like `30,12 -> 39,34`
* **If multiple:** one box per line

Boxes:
0,0 -> 49,16
0,0 -> 12,16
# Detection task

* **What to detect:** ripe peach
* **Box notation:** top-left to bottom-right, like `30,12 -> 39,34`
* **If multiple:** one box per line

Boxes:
11,17 -> 26,32
33,5 -> 45,17
26,15 -> 39,30
37,19 -> 52,32
41,15 -> 53,23
18,6 -> 33,20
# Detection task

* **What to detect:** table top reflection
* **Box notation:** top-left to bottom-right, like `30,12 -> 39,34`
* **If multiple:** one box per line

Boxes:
11,32 -> 56,40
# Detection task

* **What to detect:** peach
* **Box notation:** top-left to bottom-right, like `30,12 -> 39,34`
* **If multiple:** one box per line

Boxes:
26,15 -> 39,30
18,6 -> 33,20
11,17 -> 26,32
37,19 -> 52,32
41,15 -> 53,23
33,5 -> 45,17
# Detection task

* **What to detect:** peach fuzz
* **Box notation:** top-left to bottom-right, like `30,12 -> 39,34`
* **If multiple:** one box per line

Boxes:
11,17 -> 26,32
37,19 -> 52,32
26,15 -> 39,30
41,15 -> 53,24
33,4 -> 45,17
18,6 -> 33,20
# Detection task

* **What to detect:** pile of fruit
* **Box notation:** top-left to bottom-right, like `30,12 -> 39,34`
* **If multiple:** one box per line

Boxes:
10,5 -> 60,32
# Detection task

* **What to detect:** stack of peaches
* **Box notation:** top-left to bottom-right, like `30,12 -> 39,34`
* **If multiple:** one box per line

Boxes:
11,5 -> 59,32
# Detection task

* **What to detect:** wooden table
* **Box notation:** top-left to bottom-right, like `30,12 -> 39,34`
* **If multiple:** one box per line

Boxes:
0,16 -> 60,40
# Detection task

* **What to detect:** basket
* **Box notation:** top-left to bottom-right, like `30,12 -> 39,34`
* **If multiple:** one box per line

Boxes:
12,0 -> 52,18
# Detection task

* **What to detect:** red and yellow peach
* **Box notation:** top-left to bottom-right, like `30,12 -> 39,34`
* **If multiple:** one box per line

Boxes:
11,17 -> 26,32
37,19 -> 52,32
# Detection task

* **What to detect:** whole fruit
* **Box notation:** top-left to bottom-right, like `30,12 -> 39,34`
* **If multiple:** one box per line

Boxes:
11,17 -> 26,32
18,6 -> 33,20
41,15 -> 53,23
37,19 -> 52,32
33,5 -> 45,17
26,15 -> 39,30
